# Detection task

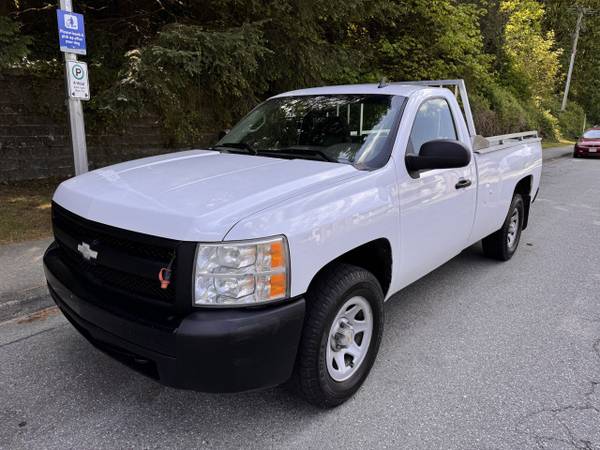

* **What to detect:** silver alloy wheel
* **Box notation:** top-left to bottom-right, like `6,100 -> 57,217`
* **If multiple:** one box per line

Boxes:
326,296 -> 373,382
507,208 -> 520,249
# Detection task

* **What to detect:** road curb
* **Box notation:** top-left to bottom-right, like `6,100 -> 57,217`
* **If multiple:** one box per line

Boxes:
544,151 -> 572,162
0,287 -> 53,323
542,146 -> 573,163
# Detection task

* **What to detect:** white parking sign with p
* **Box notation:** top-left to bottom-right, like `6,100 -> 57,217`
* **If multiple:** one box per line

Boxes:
66,60 -> 90,100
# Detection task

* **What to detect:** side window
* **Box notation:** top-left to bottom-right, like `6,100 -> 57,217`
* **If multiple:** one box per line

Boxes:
407,98 -> 457,155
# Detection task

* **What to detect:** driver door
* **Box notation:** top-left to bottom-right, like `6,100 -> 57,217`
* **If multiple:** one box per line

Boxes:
397,96 -> 476,287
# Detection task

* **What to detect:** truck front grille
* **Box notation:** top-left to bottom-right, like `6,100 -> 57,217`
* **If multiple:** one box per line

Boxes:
52,202 -> 183,306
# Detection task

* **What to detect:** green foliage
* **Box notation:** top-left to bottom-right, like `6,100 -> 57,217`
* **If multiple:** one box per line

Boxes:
471,82 -> 563,140
0,16 -> 31,68
487,84 -> 532,132
557,103 -> 586,140
2,0 -> 599,143
534,108 -> 562,141
351,0 -> 492,84
501,0 -> 563,101
471,84 -> 536,136
110,22 -> 271,145
544,0 -> 600,125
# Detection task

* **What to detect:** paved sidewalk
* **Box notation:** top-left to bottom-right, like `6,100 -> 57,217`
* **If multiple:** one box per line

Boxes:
0,238 -> 52,322
0,145 -> 574,322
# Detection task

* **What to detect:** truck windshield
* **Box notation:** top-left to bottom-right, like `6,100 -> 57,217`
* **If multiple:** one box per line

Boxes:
213,94 -> 406,169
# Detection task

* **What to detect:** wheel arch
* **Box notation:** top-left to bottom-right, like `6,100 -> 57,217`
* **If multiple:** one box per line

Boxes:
307,238 -> 393,298
514,175 -> 533,230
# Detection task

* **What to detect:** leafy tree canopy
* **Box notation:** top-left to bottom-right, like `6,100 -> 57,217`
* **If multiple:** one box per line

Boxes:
2,0 -> 598,143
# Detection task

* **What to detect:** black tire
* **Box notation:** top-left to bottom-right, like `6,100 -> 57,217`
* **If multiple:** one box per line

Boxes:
293,263 -> 384,408
482,193 -> 525,261
573,152 -> 580,158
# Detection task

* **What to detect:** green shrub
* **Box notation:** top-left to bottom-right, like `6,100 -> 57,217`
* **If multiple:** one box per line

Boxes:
109,23 -> 271,146
472,83 -> 566,141
557,103 -> 586,140
534,108 -> 561,141
472,83 -> 535,136
489,85 -> 532,133
0,17 -> 31,69
470,92 -> 499,136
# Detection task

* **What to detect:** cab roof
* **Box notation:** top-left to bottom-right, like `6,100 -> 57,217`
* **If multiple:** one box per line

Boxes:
271,83 -> 426,99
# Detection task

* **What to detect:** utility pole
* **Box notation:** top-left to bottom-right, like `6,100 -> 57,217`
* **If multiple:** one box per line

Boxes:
560,7 -> 584,111
561,7 -> 584,111
59,0 -> 89,175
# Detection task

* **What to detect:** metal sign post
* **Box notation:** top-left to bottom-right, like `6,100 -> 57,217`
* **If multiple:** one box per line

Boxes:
57,0 -> 89,175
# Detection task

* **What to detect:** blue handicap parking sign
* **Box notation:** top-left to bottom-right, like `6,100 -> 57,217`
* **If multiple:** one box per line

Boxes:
56,9 -> 86,55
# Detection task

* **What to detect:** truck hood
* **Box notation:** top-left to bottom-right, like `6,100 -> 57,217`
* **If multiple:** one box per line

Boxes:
53,150 -> 359,241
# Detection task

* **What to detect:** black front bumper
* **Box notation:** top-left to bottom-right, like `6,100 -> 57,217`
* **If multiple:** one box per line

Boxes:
44,243 -> 305,393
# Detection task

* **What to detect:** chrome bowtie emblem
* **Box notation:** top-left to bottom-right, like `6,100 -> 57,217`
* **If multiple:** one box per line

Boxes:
77,242 -> 98,261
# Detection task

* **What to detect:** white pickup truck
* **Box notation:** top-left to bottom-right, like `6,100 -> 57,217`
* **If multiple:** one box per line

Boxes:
44,80 -> 542,407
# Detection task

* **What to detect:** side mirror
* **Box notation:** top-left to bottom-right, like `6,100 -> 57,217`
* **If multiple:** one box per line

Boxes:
405,139 -> 471,172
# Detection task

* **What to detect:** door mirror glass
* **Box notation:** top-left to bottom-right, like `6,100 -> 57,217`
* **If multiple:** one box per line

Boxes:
405,139 -> 471,172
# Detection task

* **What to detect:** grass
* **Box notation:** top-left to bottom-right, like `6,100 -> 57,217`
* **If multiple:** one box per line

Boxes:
0,178 -> 64,245
542,138 -> 575,149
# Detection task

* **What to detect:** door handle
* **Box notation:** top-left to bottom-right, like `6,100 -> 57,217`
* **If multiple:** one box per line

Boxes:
455,178 -> 472,189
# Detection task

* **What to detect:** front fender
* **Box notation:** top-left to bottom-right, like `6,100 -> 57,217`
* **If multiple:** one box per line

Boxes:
224,166 -> 400,298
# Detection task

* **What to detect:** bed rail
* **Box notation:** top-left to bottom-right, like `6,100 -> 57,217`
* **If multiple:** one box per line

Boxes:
474,131 -> 540,154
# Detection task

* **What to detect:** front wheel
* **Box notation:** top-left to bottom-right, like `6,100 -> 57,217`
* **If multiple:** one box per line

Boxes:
293,264 -> 384,408
482,193 -> 524,261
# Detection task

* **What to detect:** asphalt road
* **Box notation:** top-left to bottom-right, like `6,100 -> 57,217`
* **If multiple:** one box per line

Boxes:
1,149 -> 599,449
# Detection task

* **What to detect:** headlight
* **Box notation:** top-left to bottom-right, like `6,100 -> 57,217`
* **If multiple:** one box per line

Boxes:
193,236 -> 290,306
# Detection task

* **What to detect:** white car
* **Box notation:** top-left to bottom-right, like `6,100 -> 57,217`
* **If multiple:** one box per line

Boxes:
44,80 -> 542,407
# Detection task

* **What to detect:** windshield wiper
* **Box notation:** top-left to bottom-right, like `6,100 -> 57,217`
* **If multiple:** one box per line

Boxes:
212,142 -> 257,155
259,147 -> 338,163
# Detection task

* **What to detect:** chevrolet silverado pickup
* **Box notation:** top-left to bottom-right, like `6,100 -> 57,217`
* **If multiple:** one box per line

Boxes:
44,80 -> 542,407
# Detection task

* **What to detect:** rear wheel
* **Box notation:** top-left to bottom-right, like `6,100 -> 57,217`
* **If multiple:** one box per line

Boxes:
482,194 -> 524,261
293,264 -> 384,408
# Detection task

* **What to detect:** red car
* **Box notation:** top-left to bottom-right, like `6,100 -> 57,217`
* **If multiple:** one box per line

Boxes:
574,128 -> 600,158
